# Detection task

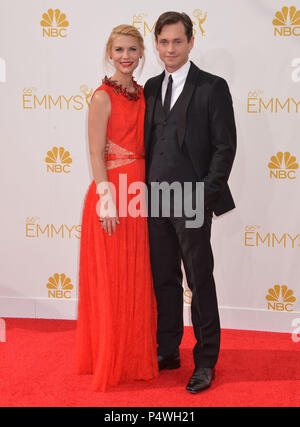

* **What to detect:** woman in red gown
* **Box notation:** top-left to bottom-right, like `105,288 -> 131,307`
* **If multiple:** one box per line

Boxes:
75,25 -> 158,391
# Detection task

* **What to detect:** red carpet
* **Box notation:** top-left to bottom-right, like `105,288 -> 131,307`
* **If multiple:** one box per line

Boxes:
0,318 -> 299,407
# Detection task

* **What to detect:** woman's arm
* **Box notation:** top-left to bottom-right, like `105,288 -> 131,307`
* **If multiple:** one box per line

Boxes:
88,90 -> 119,235
88,90 -> 110,187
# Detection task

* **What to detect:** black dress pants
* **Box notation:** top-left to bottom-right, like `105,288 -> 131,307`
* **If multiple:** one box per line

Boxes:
148,209 -> 221,368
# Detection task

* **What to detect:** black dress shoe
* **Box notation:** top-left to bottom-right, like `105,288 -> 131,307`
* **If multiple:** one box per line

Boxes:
186,367 -> 215,393
157,352 -> 180,371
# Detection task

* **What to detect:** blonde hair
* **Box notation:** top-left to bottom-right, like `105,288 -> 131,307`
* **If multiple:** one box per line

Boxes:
105,25 -> 145,68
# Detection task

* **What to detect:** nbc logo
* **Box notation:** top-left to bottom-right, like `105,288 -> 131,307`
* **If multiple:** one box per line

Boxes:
268,151 -> 299,179
268,152 -> 298,179
41,9 -> 69,38
45,147 -> 72,173
266,285 -> 296,312
47,273 -> 73,299
272,6 -> 300,36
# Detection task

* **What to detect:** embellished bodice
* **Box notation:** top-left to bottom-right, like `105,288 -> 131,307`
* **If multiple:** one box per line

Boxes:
92,77 -> 145,170
102,76 -> 143,102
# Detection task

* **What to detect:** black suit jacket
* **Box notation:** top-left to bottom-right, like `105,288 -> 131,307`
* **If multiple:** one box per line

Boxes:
144,61 -> 237,216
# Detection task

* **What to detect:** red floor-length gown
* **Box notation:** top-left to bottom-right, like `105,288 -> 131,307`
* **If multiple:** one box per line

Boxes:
75,77 -> 158,391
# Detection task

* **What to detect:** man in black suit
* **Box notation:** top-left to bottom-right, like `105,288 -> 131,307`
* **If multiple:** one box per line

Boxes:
144,12 -> 236,393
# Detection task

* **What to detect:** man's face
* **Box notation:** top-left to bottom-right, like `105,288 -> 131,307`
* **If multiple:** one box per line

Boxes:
155,22 -> 194,73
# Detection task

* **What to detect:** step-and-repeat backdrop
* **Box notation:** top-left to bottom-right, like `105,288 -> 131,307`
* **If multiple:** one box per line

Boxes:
0,0 -> 299,333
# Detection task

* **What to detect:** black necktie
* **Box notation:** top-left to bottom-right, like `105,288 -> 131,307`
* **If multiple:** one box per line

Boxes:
163,74 -> 173,115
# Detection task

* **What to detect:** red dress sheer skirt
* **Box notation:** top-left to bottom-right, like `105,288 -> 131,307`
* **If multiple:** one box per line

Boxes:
74,78 -> 158,391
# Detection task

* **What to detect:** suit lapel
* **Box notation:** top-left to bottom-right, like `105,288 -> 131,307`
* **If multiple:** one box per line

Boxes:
145,62 -> 200,152
176,61 -> 200,148
145,71 -> 165,155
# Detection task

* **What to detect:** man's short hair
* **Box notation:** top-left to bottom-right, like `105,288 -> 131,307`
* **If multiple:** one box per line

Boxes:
155,11 -> 194,42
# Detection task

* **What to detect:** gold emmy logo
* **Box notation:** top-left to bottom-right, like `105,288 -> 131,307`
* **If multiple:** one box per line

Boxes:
25,217 -> 40,225
47,273 -> 73,299
248,91 -> 262,98
80,85 -> 93,107
41,9 -> 69,38
247,90 -> 300,114
244,225 -> 300,249
266,285 -> 296,312
25,217 -> 81,239
268,152 -> 298,179
45,147 -> 72,173
132,13 -> 155,37
132,13 -> 148,25
193,9 -> 207,36
22,87 -> 89,110
273,6 -> 300,36
132,11 -> 207,37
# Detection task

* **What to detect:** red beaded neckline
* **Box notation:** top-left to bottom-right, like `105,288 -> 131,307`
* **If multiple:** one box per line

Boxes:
102,76 -> 142,101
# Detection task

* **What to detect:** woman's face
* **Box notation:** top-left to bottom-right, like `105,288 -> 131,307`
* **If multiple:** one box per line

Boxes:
110,35 -> 142,75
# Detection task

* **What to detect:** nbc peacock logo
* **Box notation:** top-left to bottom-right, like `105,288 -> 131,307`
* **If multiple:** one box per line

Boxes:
45,147 -> 72,173
41,9 -> 69,38
268,151 -> 298,179
272,6 -> 300,36
266,285 -> 296,312
47,273 -> 73,299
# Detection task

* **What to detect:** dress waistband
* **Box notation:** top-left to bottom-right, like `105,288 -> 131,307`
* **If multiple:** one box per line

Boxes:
105,154 -> 145,160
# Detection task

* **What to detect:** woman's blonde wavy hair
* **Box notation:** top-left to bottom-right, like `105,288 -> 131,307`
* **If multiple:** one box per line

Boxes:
105,24 -> 145,70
